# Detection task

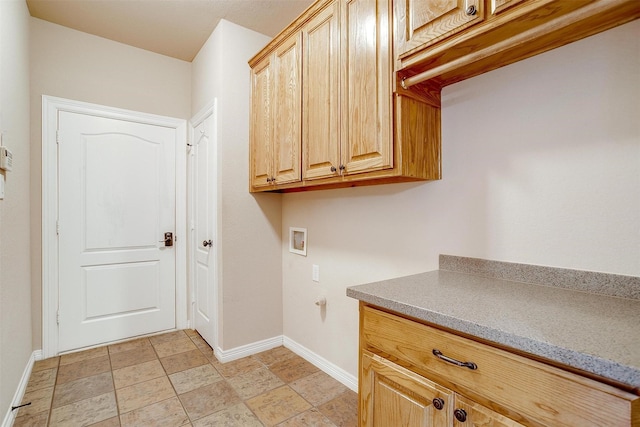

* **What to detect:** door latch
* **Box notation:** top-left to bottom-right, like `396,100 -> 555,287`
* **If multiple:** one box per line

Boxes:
160,232 -> 174,247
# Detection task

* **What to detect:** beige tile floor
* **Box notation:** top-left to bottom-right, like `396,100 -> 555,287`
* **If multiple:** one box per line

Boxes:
13,330 -> 358,426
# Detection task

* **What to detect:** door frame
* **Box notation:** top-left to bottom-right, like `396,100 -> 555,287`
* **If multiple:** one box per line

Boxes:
188,99 -> 219,350
42,95 -> 188,358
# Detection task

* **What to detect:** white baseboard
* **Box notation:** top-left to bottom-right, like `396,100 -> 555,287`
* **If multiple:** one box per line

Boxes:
214,335 -> 357,392
215,335 -> 283,363
283,337 -> 358,392
2,350 -> 42,427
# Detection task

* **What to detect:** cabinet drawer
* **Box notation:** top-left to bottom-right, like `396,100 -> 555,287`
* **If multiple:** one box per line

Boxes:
361,305 -> 639,426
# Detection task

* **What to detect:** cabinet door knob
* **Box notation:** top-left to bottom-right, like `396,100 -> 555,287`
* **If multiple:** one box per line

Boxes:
330,166 -> 337,172
454,408 -> 467,422
339,164 -> 346,171
432,398 -> 445,410
203,240 -> 212,247
466,4 -> 477,16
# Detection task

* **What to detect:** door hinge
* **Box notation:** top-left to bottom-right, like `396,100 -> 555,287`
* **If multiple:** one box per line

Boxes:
56,220 -> 59,235
56,310 -> 60,325
56,130 -> 60,145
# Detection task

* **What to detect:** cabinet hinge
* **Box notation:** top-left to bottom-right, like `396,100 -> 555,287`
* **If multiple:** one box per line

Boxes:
56,220 -> 59,236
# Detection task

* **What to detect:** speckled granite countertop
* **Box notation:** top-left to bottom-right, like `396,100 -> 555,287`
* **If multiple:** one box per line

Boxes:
346,256 -> 640,390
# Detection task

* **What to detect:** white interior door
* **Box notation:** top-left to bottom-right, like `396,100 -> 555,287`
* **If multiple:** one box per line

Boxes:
58,110 -> 177,352
191,104 -> 217,347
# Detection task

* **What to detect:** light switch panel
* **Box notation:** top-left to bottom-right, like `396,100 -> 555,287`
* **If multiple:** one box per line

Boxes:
0,174 -> 5,199
312,264 -> 320,282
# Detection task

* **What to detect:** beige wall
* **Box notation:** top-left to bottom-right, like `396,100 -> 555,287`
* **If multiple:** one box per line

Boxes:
281,20 -> 640,377
29,18 -> 192,348
192,20 -> 283,351
0,0 -> 32,416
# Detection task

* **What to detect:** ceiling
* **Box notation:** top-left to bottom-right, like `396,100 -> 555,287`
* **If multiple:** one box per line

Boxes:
26,0 -> 315,62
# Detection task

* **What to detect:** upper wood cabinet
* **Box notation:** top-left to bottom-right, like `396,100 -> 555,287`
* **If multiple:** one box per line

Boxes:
340,0 -> 393,177
490,0 -> 526,15
394,0 -> 484,59
304,0 -> 393,181
302,1 -> 340,180
249,55 -> 272,190
251,0 -> 637,192
395,0 -> 640,90
250,33 -> 302,189
249,0 -> 441,192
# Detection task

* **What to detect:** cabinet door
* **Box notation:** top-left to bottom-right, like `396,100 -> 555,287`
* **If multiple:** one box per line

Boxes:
361,351 -> 450,427
395,0 -> 484,58
302,0 -> 341,180
341,0 -> 393,176
250,56 -> 273,189
491,0 -> 526,15
454,395 -> 525,427
272,34 -> 302,185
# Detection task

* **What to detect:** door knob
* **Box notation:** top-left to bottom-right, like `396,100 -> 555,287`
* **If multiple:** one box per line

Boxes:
159,232 -> 173,247
203,239 -> 213,247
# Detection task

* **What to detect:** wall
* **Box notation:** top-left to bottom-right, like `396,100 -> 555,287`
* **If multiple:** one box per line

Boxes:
191,20 -> 283,351
0,0 -> 32,418
282,20 -> 640,378
29,18 -> 192,349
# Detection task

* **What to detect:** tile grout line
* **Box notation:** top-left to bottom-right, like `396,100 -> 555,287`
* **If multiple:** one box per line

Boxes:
118,334 -> 183,425
107,343 -> 119,425
46,358 -> 59,427
21,331 -> 355,427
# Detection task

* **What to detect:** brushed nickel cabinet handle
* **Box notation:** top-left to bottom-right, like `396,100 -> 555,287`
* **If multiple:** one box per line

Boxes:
432,349 -> 477,370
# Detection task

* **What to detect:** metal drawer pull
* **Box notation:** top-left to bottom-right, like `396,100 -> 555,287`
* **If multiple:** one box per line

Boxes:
432,349 -> 477,370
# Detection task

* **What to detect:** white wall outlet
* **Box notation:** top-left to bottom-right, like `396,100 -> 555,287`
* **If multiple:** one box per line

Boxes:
312,264 -> 320,282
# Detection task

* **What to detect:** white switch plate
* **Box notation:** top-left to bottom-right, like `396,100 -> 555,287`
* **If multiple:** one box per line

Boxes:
0,174 -> 5,199
312,264 -> 319,282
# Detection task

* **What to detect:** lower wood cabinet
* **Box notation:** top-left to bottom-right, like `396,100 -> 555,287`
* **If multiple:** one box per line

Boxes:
361,351 -> 451,426
362,351 -> 524,426
455,394 -> 525,427
359,303 -> 640,426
